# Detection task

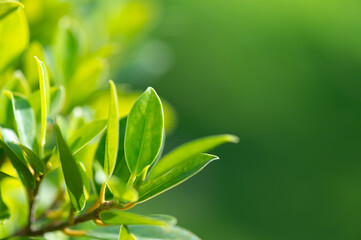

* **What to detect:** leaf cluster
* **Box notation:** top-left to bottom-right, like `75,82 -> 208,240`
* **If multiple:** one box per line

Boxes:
0,1 -> 238,239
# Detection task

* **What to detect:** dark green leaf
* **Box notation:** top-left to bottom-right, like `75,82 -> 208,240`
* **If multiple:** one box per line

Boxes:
4,91 -> 36,150
124,87 -> 164,176
0,187 -> 10,221
104,80 -> 119,177
138,154 -> 218,203
20,145 -> 46,176
69,119 -> 107,154
0,127 -> 26,164
0,171 -> 15,181
0,139 -> 35,189
0,1 -> 24,20
149,134 -> 239,180
54,124 -> 85,212
99,210 -> 167,226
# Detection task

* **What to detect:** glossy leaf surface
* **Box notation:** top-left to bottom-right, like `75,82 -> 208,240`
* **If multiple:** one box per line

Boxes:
138,154 -> 219,203
0,139 -> 35,189
35,57 -> 50,157
107,175 -> 138,202
20,145 -> 46,176
104,81 -> 119,177
124,87 -> 164,176
149,134 -> 239,180
54,124 -> 85,212
69,119 -> 107,154
4,91 -> 36,150
99,210 -> 167,226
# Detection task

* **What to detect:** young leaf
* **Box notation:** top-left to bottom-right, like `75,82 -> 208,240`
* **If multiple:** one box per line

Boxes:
23,41 -> 45,90
0,3 -> 28,72
69,119 -> 107,154
0,127 -> 26,164
138,154 -> 219,203
20,145 -> 46,176
124,87 -> 164,176
119,225 -> 136,240
0,1 -> 24,20
54,124 -> 85,212
99,210 -> 167,226
0,139 -> 35,189
29,86 -> 66,119
107,175 -> 138,203
0,187 -> 10,221
149,134 -> 239,180
4,91 -> 36,150
104,81 -> 119,177
35,57 -> 50,158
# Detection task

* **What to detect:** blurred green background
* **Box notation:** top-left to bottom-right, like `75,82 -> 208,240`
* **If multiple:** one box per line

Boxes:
3,0 -> 361,239
133,0 -> 361,239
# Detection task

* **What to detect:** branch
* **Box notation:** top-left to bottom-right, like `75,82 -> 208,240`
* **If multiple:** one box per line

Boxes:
12,200 -> 134,238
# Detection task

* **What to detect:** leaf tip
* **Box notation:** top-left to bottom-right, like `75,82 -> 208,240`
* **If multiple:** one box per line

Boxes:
225,134 -> 239,144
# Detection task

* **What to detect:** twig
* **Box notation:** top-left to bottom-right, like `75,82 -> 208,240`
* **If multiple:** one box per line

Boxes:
12,200 -> 133,238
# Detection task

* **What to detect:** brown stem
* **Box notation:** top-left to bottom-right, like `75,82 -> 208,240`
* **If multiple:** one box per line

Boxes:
13,200 -> 127,237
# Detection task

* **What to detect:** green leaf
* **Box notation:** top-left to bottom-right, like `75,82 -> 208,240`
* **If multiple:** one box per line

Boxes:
138,154 -> 219,203
52,17 -> 79,85
35,56 -> 50,158
69,119 -> 107,154
29,86 -> 65,119
99,210 -> 167,226
0,171 -> 15,181
0,1 -> 24,20
0,4 -> 28,72
0,187 -> 10,221
20,145 -> 46,176
4,91 -> 36,150
149,134 -> 239,180
0,127 -> 26,164
107,175 -> 138,202
23,41 -> 45,90
124,87 -> 164,176
128,225 -> 200,240
0,139 -> 35,189
119,225 -> 136,240
104,80 -> 119,177
54,124 -> 85,212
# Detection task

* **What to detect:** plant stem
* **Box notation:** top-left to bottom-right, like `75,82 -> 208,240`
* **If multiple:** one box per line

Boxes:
11,200 -> 133,238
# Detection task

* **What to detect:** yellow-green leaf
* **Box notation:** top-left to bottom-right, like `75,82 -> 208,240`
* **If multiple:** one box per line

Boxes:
35,56 -> 50,158
0,4 -> 28,72
0,1 -> 24,20
69,119 -> 107,154
104,80 -> 119,177
119,225 -> 136,240
107,175 -> 138,203
4,91 -> 36,150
